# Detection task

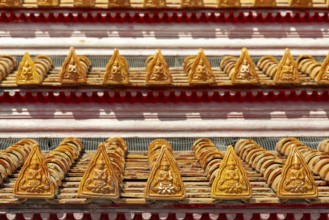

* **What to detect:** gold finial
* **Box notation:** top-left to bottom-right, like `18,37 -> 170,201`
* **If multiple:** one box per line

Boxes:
277,146 -> 318,199
74,0 -> 95,7
0,0 -> 21,7
14,144 -> 55,199
143,0 -> 166,7
274,48 -> 300,84
78,143 -> 120,199
218,0 -> 240,7
103,49 -> 129,85
37,0 -> 59,7
317,53 -> 329,84
60,47 -> 88,84
145,146 -> 185,200
109,0 -> 130,7
184,49 -> 215,85
181,0 -> 203,7
146,49 -> 172,85
16,52 -> 41,85
253,0 -> 276,7
289,0 -> 312,7
211,145 -> 252,200
232,48 -> 259,84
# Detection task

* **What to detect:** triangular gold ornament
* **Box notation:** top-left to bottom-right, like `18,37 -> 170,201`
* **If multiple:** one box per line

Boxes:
78,143 -> 120,199
211,145 -> 252,200
274,49 -> 300,84
145,146 -> 185,200
253,0 -> 275,7
16,52 -> 41,85
232,48 -> 259,84
103,49 -> 129,85
60,47 -> 87,84
184,49 -> 215,85
317,53 -> 329,84
146,49 -> 172,85
277,146 -> 318,199
14,144 -> 55,199
218,0 -> 240,7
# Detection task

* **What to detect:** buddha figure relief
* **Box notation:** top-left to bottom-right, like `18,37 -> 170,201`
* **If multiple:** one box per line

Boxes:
278,146 -> 317,199
20,156 -> 50,193
232,48 -> 258,84
104,49 -> 129,85
78,144 -> 120,199
85,157 -> 115,194
64,58 -> 81,81
60,48 -> 87,84
16,52 -> 41,85
145,146 -> 185,200
274,49 -> 300,84
184,49 -> 215,84
211,146 -> 251,200
146,49 -> 172,85
20,62 -> 33,81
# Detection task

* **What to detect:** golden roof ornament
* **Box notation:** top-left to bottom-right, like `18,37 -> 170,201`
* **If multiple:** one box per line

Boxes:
78,143 -> 120,199
218,0 -> 240,7
274,49 -> 300,84
146,49 -> 172,85
60,47 -> 87,84
181,0 -> 204,7
103,49 -> 129,85
143,0 -> 166,7
14,144 -> 55,199
74,0 -> 95,7
253,0 -> 275,7
0,0 -> 21,7
277,146 -> 318,199
109,0 -> 130,7
145,146 -> 185,200
211,145 -> 252,200
184,49 -> 215,85
289,0 -> 312,7
232,48 -> 259,84
37,0 -> 59,7
317,53 -> 329,84
16,52 -> 41,85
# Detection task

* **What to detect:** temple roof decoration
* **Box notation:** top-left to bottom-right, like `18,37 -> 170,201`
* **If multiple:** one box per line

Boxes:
74,0 -> 95,7
78,143 -> 120,199
277,145 -> 318,199
59,47 -> 91,84
181,0 -> 203,7
289,0 -> 312,7
145,139 -> 185,200
274,49 -> 300,84
0,55 -> 16,83
143,0 -> 166,8
103,49 -> 129,85
317,139 -> 329,154
108,0 -> 130,7
14,144 -> 56,199
145,49 -> 172,85
0,0 -> 21,7
184,49 -> 215,85
212,145 -> 252,200
16,53 -> 53,85
37,0 -> 59,7
297,54 -> 329,84
253,0 -> 276,7
218,0 -> 240,7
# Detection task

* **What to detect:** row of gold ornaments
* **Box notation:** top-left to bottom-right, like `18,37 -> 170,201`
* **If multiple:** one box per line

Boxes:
0,0 -> 313,9
0,55 -> 16,82
236,138 -> 318,200
145,139 -> 186,200
0,139 -> 36,185
192,138 -> 224,183
14,137 -> 83,199
276,138 -> 329,182
318,140 -> 329,154
78,138 -> 127,199
11,47 -> 329,86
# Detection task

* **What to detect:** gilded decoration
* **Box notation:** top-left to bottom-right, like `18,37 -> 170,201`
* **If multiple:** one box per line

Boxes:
108,0 -> 130,7
78,143 -> 120,199
253,0 -> 276,7
184,49 -> 215,85
277,146 -> 318,199
181,0 -> 204,7
59,47 -> 87,84
289,0 -> 312,7
211,146 -> 252,200
274,49 -> 300,84
74,0 -> 95,7
14,145 -> 55,199
37,0 -> 58,7
145,146 -> 185,200
103,49 -> 129,85
317,53 -> 329,84
232,48 -> 259,84
0,0 -> 21,7
218,0 -> 240,7
16,52 -> 41,85
145,49 -> 172,85
143,0 -> 166,7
